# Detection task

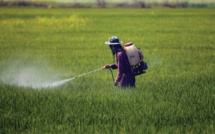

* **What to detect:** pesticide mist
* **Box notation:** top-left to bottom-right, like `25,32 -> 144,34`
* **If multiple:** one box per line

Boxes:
0,60 -> 72,88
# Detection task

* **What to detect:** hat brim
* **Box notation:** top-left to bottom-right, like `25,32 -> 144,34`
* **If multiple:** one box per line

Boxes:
105,41 -> 123,45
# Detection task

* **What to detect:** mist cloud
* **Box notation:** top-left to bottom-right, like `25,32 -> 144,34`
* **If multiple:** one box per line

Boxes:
0,59 -> 64,88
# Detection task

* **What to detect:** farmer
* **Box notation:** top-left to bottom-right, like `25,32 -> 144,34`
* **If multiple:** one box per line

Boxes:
103,36 -> 135,88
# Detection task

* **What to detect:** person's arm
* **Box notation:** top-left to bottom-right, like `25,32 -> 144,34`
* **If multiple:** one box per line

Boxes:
103,64 -> 118,69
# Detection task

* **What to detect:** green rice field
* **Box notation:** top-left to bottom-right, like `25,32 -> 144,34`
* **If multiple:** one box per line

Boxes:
0,7 -> 214,133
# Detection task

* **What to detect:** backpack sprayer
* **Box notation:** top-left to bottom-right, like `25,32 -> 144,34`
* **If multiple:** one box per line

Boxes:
123,42 -> 148,75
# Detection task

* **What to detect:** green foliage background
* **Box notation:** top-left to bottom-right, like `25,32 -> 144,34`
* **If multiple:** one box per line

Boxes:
0,7 -> 214,133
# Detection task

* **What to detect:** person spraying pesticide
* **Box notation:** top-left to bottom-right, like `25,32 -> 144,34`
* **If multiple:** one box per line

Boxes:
103,36 -> 148,88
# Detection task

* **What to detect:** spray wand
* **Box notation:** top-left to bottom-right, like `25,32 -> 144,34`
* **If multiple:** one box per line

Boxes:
72,68 -> 103,80
43,67 -> 115,88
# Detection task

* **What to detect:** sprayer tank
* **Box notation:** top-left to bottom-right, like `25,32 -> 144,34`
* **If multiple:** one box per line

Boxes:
123,42 -> 140,66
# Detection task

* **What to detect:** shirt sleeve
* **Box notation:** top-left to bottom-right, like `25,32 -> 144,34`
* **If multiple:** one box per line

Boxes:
110,64 -> 118,69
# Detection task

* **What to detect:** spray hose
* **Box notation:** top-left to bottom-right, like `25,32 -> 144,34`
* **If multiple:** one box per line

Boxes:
108,68 -> 115,82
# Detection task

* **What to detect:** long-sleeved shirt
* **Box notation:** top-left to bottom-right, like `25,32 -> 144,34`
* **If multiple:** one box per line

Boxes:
111,50 -> 134,83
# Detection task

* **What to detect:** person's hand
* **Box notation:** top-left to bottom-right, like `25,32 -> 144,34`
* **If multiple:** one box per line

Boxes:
103,64 -> 118,70
114,81 -> 118,86
103,64 -> 111,69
